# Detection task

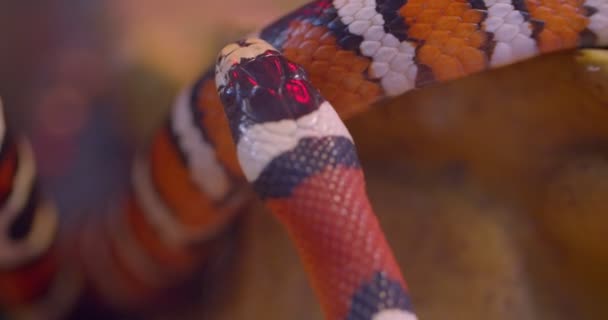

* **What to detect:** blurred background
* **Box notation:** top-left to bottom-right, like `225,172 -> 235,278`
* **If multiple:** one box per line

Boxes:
1,1 -> 608,319
0,0 -> 299,216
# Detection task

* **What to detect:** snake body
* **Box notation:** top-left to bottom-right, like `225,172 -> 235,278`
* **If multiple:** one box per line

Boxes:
215,39 -> 415,319
0,111 -> 55,307
0,103 -> 81,319
0,0 -> 607,319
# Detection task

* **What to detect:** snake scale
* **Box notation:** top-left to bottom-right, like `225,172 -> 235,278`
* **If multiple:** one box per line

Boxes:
0,0 -> 606,319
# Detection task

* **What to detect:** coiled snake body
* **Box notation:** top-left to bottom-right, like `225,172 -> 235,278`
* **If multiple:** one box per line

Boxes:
0,0 -> 606,319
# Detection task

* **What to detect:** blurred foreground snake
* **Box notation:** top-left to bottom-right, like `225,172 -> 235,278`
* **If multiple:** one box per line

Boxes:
0,0 -> 607,319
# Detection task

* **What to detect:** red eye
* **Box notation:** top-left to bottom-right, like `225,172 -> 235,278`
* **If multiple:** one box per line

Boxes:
285,79 -> 311,105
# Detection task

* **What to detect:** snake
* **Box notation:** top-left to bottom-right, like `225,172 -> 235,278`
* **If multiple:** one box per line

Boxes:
0,0 -> 607,319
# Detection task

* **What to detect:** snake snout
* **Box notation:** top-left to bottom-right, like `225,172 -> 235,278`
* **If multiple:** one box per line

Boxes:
215,38 -> 276,89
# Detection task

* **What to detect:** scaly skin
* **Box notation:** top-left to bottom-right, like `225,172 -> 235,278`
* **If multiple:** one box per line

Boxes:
5,0 -> 606,318
215,39 -> 416,319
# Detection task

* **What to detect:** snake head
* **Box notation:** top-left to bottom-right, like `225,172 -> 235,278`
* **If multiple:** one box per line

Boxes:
215,38 -> 323,142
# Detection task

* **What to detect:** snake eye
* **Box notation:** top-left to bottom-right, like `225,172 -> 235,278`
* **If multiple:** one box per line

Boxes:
219,85 -> 236,108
